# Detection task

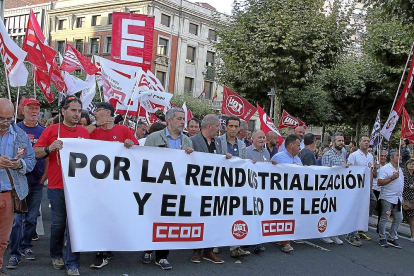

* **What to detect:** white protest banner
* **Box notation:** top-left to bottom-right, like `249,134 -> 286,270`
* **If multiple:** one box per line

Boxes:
60,139 -> 370,252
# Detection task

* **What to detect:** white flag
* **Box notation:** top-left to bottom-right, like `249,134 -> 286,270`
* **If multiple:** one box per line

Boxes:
97,57 -> 139,105
64,72 -> 94,95
182,102 -> 188,129
0,17 -> 28,87
80,74 -> 96,110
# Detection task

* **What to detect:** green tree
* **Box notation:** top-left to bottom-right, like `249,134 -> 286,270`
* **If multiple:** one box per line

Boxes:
215,0 -> 353,123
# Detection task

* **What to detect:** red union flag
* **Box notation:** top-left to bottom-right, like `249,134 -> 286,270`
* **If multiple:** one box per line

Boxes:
278,110 -> 306,129
401,108 -> 414,144
35,68 -> 54,103
257,104 -> 284,147
111,12 -> 154,72
23,10 -> 56,72
381,45 -> 414,140
221,87 -> 257,121
61,44 -> 98,75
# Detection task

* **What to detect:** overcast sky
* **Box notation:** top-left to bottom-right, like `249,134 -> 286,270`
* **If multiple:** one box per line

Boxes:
193,0 -> 234,15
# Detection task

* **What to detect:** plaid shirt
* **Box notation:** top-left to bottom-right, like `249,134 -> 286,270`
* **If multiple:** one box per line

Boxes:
322,148 -> 345,166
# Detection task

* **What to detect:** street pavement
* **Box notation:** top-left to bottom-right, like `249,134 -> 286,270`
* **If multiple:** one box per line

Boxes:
4,187 -> 414,276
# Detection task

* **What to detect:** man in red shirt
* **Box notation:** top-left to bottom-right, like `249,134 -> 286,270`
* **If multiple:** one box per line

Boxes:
34,96 -> 90,276
88,102 -> 137,269
89,103 -> 137,148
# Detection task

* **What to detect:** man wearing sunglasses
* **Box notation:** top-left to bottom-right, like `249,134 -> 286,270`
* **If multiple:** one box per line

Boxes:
34,96 -> 90,276
0,98 -> 36,276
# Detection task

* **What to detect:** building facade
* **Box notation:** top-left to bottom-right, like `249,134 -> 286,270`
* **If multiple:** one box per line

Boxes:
45,0 -> 227,103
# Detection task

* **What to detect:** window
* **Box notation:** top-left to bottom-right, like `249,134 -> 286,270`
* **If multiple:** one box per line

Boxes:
57,41 -> 65,55
58,19 -> 66,30
105,36 -> 112,53
91,15 -> 101,26
208,29 -> 217,41
186,46 -> 196,63
157,38 -> 169,56
76,17 -> 85,28
184,77 -> 194,95
156,71 -> 166,88
75,39 -> 84,53
189,23 -> 198,35
206,51 -> 215,66
204,81 -> 213,99
90,38 -> 100,54
161,14 -> 170,27
108,13 -> 112,25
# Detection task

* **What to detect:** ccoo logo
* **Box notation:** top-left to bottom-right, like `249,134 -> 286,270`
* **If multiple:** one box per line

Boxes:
226,95 -> 245,117
232,220 -> 248,240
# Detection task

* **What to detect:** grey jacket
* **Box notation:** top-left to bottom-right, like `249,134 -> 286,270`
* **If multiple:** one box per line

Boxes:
191,132 -> 222,154
145,128 -> 193,149
216,133 -> 246,159
2,124 -> 36,200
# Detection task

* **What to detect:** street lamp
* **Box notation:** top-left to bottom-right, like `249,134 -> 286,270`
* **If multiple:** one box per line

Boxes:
267,87 -> 275,120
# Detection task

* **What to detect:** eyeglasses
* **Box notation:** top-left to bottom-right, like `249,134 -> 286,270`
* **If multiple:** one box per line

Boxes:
0,117 -> 14,124
93,108 -> 106,113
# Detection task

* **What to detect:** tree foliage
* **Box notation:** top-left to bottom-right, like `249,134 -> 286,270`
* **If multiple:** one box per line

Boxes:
215,0 -> 353,123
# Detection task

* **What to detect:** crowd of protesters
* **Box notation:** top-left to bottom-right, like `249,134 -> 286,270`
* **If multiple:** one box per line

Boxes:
0,94 -> 413,276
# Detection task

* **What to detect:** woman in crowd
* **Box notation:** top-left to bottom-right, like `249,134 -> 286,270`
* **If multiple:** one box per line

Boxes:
79,110 -> 91,127
403,158 -> 414,242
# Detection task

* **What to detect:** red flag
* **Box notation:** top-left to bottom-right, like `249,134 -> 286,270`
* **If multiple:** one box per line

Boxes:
187,109 -> 194,122
50,60 -> 67,91
221,87 -> 257,122
257,105 -> 284,147
60,44 -> 98,75
34,69 -> 54,103
401,108 -> 414,144
111,12 -> 154,72
381,45 -> 414,140
198,88 -> 206,99
278,110 -> 306,129
23,10 -> 56,71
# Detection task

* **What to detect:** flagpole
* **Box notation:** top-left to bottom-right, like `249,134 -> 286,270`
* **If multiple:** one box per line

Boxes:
14,87 -> 20,123
123,90 -> 137,125
97,80 -> 103,102
4,65 -> 11,101
389,41 -> 414,113
32,65 -> 37,100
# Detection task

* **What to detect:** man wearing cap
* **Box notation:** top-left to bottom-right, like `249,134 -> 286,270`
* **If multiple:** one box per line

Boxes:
6,98 -> 46,270
34,96 -> 90,276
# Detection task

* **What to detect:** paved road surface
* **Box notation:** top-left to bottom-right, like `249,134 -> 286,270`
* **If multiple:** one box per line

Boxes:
4,187 -> 413,276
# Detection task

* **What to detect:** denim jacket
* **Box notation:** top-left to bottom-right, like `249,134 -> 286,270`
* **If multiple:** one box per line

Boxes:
6,123 -> 36,200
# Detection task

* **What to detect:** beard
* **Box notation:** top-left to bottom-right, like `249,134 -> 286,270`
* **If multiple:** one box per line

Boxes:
335,144 -> 343,151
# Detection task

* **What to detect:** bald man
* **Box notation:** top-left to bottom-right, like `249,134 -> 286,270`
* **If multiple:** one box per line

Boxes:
0,98 -> 36,275
246,130 -> 271,163
278,126 -> 305,152
266,131 -> 278,158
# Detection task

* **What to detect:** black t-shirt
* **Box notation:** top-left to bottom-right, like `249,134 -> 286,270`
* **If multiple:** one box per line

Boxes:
202,134 -> 216,154
300,148 -> 317,166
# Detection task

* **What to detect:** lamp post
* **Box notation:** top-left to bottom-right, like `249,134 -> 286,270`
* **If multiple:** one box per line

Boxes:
267,87 -> 275,120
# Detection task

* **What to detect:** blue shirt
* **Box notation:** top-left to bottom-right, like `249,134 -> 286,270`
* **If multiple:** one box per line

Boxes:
226,136 -> 239,157
271,149 -> 303,166
0,125 -> 16,191
165,128 -> 182,149
17,122 -> 45,186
